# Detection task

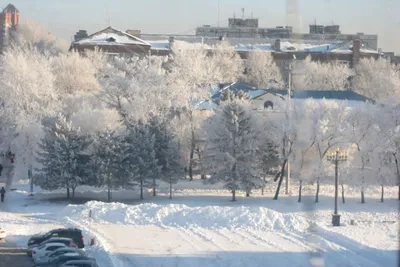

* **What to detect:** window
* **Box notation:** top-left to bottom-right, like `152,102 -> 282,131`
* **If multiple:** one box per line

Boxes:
47,246 -> 60,251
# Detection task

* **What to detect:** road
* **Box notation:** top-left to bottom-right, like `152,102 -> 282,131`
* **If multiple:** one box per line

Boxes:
0,240 -> 34,267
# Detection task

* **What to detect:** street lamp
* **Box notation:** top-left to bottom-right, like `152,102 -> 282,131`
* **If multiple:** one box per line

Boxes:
327,148 -> 348,226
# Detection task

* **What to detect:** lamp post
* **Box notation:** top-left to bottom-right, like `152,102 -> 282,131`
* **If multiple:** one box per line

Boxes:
327,148 -> 348,226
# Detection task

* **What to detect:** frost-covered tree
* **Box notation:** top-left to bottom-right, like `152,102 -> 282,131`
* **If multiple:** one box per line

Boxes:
148,115 -> 183,197
353,58 -> 400,101
293,56 -> 354,90
123,121 -> 160,200
0,45 -> 59,185
36,115 -> 92,199
52,51 -> 102,95
256,136 -> 280,195
91,129 -> 125,202
204,99 -> 262,201
10,20 -> 69,55
347,102 -> 380,203
243,49 -> 283,88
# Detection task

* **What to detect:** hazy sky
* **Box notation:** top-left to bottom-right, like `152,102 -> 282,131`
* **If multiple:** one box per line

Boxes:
4,0 -> 400,53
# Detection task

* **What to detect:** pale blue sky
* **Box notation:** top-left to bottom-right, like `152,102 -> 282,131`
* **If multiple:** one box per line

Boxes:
3,0 -> 400,53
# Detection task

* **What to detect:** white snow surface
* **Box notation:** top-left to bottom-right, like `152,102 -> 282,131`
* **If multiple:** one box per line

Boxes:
1,180 -> 399,267
75,32 -> 150,46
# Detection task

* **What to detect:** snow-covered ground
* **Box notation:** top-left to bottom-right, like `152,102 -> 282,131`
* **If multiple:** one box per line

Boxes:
1,180 -> 399,267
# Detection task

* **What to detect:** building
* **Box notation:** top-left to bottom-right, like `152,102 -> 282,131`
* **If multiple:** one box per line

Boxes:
0,3 -> 20,53
69,26 -> 151,57
196,18 -> 293,39
195,17 -> 378,50
197,82 -> 373,111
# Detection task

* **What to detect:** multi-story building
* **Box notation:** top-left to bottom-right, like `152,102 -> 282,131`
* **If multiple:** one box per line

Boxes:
0,3 -> 20,53
196,18 -> 378,50
196,18 -> 293,39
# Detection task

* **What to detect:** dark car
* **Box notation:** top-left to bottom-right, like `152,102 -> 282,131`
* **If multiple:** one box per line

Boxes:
60,259 -> 99,267
28,237 -> 77,257
28,228 -> 85,249
34,247 -> 85,265
35,253 -> 89,267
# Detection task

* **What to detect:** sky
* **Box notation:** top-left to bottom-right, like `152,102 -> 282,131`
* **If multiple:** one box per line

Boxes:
3,0 -> 400,54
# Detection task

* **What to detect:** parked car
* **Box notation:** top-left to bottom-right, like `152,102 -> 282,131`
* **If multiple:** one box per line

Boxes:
34,247 -> 85,265
35,253 -> 89,267
60,259 -> 99,267
28,238 -> 77,256
28,228 -> 85,249
32,242 -> 67,261
0,227 -> 6,240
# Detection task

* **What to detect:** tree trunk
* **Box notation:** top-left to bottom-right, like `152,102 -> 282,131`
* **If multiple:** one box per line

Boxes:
107,187 -> 111,203
381,184 -> 384,203
169,179 -> 172,200
298,180 -> 302,203
153,177 -> 156,197
188,129 -> 195,181
273,160 -> 287,200
232,190 -> 236,201
261,174 -> 267,195
140,179 -> 144,200
201,174 -> 206,180
72,187 -> 76,200
246,190 -> 250,197
341,183 -> 345,204
393,153 -> 400,201
315,180 -> 320,203
361,189 -> 365,204
67,187 -> 70,200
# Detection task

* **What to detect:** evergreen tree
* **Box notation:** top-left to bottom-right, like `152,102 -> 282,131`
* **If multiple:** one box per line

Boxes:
204,99 -> 261,201
91,128 -> 125,202
124,121 -> 160,200
256,137 -> 280,195
35,115 -> 92,199
149,115 -> 183,198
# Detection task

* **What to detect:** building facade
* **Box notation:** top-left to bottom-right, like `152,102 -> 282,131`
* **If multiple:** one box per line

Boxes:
196,18 -> 378,50
0,4 -> 20,53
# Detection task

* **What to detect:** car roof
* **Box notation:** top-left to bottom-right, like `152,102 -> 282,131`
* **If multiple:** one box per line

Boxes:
39,242 -> 66,247
65,259 -> 95,264
47,237 -> 73,241
52,247 -> 79,253
49,228 -> 82,233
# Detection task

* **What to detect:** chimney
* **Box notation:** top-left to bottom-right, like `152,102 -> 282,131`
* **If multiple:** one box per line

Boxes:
169,36 -> 175,48
275,39 -> 281,52
74,30 -> 88,42
352,39 -> 361,67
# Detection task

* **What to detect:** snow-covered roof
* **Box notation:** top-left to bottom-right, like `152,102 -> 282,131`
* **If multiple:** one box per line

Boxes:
197,82 -> 375,110
149,41 -> 171,51
73,27 -> 151,47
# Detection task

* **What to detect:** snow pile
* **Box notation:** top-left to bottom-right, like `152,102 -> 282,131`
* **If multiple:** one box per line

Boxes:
60,201 -> 310,232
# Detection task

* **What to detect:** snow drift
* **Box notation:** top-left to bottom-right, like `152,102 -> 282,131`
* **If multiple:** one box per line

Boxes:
60,201 -> 310,232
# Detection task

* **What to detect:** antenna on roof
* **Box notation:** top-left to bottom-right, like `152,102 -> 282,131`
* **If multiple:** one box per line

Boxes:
241,8 -> 245,20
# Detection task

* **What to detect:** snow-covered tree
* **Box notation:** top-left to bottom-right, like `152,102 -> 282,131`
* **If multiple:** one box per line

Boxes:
10,20 -> 69,55
256,136 -> 280,195
0,45 -> 59,184
347,102 -> 380,203
353,58 -> 400,102
293,56 -> 354,90
91,128 -> 125,202
243,49 -> 283,88
123,121 -> 160,200
36,115 -> 92,199
204,99 -> 262,201
148,115 -> 183,197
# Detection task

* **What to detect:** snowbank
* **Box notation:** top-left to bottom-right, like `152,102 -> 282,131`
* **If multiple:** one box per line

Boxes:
59,201 -> 310,232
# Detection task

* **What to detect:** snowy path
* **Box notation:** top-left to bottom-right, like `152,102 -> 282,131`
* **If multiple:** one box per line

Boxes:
91,224 -> 313,267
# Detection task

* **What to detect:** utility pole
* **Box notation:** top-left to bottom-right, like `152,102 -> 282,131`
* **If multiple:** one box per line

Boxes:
285,58 -> 295,195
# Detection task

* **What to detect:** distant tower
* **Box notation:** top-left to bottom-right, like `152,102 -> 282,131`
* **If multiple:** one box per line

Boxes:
286,0 -> 300,33
0,3 -> 20,53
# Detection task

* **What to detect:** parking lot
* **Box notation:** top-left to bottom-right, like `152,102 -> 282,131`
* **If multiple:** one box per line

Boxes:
0,240 -> 33,267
